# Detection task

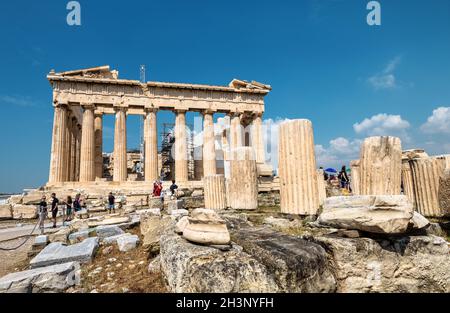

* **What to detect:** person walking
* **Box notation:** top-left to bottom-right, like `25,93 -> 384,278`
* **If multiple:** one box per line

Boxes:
107,192 -> 116,214
50,193 -> 59,228
73,194 -> 82,212
38,195 -> 48,234
338,166 -> 350,191
65,196 -> 73,222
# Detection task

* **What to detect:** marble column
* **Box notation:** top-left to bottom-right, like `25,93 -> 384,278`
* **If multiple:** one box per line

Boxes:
64,113 -> 72,182
113,108 -> 128,182
252,114 -> 265,164
229,112 -> 242,150
278,119 -> 319,215
350,160 -> 361,195
317,169 -> 327,206
79,105 -> 96,182
94,114 -> 103,180
401,160 -> 416,209
69,118 -> 77,182
144,109 -> 158,182
229,147 -> 258,210
174,110 -> 188,182
410,157 -> 446,217
203,111 -> 216,177
48,103 -> 68,183
75,125 -> 81,181
204,174 -> 227,210
359,136 -> 402,195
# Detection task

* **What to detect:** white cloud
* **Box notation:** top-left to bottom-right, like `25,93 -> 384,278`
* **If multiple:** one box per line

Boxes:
353,113 -> 410,143
420,107 -> 450,134
368,56 -> 401,90
315,137 -> 362,169
0,95 -> 36,107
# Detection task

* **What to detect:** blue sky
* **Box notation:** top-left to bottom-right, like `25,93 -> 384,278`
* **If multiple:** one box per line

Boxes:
0,0 -> 449,193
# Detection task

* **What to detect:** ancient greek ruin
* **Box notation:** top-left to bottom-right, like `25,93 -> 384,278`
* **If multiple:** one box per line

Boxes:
1,66 -> 449,295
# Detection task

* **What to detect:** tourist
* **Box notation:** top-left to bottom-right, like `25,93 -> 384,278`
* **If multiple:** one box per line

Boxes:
50,193 -> 59,228
38,195 -> 48,233
153,180 -> 162,197
338,166 -> 350,191
65,196 -> 73,222
73,194 -> 82,212
170,180 -> 178,199
108,192 -> 116,214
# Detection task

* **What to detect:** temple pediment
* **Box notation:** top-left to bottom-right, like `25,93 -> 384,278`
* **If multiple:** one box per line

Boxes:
49,65 -> 119,79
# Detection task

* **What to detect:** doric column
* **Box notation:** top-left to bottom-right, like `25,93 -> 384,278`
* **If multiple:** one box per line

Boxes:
113,108 -> 128,182
202,110 -> 216,177
229,112 -> 242,150
75,125 -> 81,181
229,147 -> 258,210
359,136 -> 402,195
204,174 -> 227,210
252,113 -> 265,164
64,113 -> 72,182
350,160 -> 361,195
410,157 -> 445,217
174,110 -> 188,182
144,109 -> 158,182
278,119 -> 319,215
79,104 -> 96,182
48,103 -> 68,183
317,169 -> 327,206
401,160 -> 416,209
69,118 -> 77,181
94,114 -> 103,179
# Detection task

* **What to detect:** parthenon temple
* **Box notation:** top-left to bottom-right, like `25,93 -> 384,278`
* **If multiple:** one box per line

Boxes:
46,65 -> 273,189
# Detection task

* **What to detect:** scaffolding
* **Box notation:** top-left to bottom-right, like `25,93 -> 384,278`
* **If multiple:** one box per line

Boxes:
159,123 -> 195,181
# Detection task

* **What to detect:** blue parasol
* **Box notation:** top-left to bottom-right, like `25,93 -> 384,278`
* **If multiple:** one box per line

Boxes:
325,168 -> 337,174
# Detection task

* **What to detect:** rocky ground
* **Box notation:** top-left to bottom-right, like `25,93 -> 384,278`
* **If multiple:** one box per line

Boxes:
0,192 -> 449,293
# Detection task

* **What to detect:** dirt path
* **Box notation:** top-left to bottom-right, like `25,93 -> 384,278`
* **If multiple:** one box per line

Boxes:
0,237 -> 33,277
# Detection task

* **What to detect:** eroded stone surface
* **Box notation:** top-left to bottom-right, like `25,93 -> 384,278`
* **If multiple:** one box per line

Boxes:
231,226 -> 336,293
30,237 -> 99,268
160,232 -> 278,293
318,195 -> 414,234
310,235 -> 450,293
0,262 -> 79,293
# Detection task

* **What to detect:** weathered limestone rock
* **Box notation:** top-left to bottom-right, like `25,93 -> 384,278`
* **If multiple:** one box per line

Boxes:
48,227 -> 71,243
410,157 -> 446,217
204,174 -> 227,210
228,147 -> 258,210
102,233 -> 131,245
0,262 -> 79,293
318,195 -> 414,234
182,209 -> 231,245
21,193 -> 43,205
175,216 -> 190,234
7,195 -> 23,205
167,199 -> 184,214
117,235 -> 139,252
68,229 -> 95,244
350,160 -> 360,195
262,216 -> 302,230
191,189 -> 203,198
278,119 -> 319,215
231,227 -> 336,292
30,237 -> 99,268
359,136 -> 402,195
401,160 -> 416,209
160,232 -> 278,293
310,235 -> 450,293
95,225 -> 124,239
439,169 -> 450,216
317,169 -> 327,206
148,256 -> 161,274
170,209 -> 189,217
140,215 -> 174,253
12,204 -> 38,219
409,212 -> 430,230
86,216 -> 130,228
402,149 -> 429,160
0,204 -> 12,219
